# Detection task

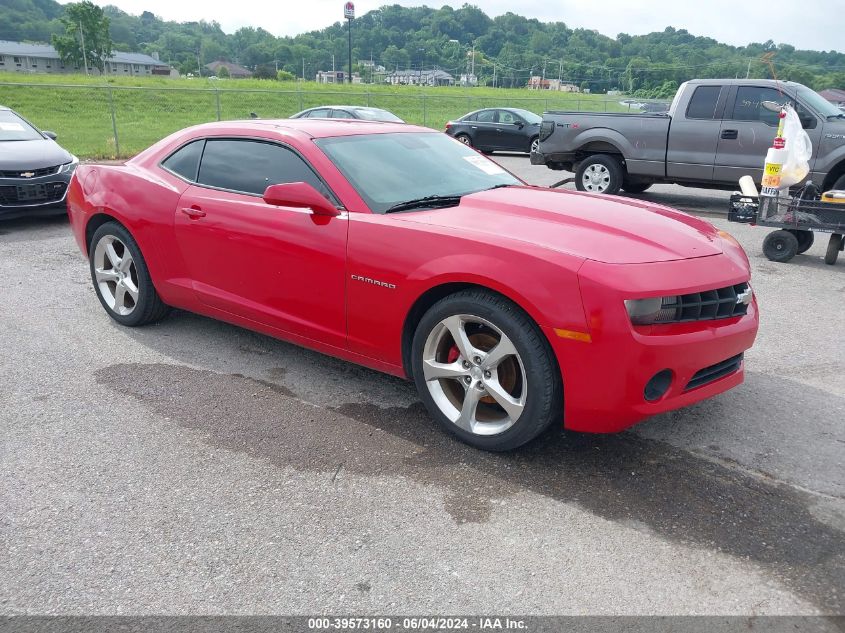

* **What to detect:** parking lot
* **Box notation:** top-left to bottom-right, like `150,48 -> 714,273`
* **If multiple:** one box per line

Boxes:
0,155 -> 842,617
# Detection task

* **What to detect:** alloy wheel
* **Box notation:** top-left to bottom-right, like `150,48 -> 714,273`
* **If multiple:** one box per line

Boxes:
581,163 -> 611,192
92,235 -> 139,316
421,314 -> 526,436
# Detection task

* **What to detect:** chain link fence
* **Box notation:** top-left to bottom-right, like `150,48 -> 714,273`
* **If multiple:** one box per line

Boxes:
0,82 -> 668,159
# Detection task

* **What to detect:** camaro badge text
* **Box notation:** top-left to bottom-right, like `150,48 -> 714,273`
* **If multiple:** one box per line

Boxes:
351,274 -> 396,289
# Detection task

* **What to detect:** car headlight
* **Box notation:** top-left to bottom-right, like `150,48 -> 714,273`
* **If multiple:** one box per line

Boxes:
58,156 -> 79,174
624,296 -> 681,325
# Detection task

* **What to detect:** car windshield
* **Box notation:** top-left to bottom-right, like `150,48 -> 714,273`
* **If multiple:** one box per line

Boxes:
315,132 -> 521,214
510,108 -> 542,124
798,88 -> 843,118
353,108 -> 403,122
0,110 -> 43,142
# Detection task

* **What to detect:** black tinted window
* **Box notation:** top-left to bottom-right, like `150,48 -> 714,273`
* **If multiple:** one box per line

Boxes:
476,110 -> 496,123
197,139 -> 329,197
161,140 -> 204,181
686,86 -> 722,119
731,87 -> 788,125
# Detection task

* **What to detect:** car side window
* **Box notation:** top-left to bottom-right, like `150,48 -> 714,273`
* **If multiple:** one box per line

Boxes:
475,110 -> 496,123
161,139 -> 204,181
686,86 -> 722,119
197,139 -> 335,201
498,110 -> 518,124
731,87 -> 788,125
462,113 -> 477,122
332,109 -> 355,119
307,108 -> 331,119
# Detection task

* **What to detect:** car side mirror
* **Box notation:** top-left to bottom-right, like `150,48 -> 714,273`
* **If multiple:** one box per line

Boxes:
42,131 -> 57,140
515,121 -> 524,128
263,182 -> 340,216
799,113 -> 817,130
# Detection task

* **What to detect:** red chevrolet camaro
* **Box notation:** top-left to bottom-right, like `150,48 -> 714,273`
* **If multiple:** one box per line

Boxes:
67,119 -> 758,451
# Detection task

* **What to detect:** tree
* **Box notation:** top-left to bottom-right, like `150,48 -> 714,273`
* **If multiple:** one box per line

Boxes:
253,64 -> 276,80
277,70 -> 295,81
217,65 -> 230,78
51,1 -> 113,74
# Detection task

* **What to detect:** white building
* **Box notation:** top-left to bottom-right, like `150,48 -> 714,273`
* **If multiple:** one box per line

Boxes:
0,40 -> 175,76
385,69 -> 454,87
316,70 -> 361,84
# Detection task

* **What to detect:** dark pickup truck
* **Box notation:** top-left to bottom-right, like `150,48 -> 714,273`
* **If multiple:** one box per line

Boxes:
532,79 -> 845,195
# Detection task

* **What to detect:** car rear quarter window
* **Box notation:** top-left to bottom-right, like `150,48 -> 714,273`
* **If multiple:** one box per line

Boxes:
331,109 -> 355,119
731,86 -> 788,125
196,138 -> 333,199
306,108 -> 331,119
161,139 -> 204,181
686,86 -> 722,119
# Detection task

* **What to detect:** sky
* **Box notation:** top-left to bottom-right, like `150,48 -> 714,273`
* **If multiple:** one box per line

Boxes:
63,0 -> 842,53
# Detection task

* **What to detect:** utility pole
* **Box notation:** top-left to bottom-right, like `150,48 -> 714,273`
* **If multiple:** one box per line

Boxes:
470,42 -> 475,84
746,60 -> 751,79
78,22 -> 89,76
344,2 -> 355,84
302,57 -> 306,81
558,59 -> 562,82
492,63 -> 496,89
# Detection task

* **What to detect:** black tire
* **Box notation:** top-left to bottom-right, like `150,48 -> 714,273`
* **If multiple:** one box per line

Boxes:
575,154 -> 624,195
455,133 -> 472,147
833,174 -> 845,190
825,233 -> 843,265
411,289 -> 562,452
762,229 -> 799,263
89,221 -> 170,326
529,136 -> 540,154
622,181 -> 652,194
787,229 -> 814,254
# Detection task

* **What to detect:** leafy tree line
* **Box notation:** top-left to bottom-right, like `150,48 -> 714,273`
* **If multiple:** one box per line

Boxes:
2,0 -> 844,92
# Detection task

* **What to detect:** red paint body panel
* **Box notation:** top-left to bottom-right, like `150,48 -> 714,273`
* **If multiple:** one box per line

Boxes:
66,119 -> 760,433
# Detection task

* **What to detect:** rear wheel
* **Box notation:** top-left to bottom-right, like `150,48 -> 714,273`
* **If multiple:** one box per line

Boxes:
762,229 -> 799,263
787,229 -> 814,254
455,133 -> 472,147
411,290 -> 561,451
825,233 -> 843,265
89,222 -> 170,326
575,154 -> 623,195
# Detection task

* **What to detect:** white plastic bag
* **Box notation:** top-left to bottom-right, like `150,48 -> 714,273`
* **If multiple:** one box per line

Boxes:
779,105 -> 812,188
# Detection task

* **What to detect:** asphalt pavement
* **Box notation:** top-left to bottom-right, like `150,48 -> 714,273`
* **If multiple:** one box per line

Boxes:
0,157 -> 842,617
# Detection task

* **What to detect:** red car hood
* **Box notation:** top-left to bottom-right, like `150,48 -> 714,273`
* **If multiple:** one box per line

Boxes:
401,186 -> 724,264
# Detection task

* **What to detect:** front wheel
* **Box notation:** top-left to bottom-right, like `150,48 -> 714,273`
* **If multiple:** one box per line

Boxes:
575,154 -> 623,195
89,222 -> 170,326
529,136 -> 540,154
762,229 -> 799,263
411,290 -> 562,451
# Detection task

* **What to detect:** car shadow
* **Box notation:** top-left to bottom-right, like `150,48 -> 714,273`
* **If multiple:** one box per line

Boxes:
0,213 -> 69,241
101,311 -> 844,613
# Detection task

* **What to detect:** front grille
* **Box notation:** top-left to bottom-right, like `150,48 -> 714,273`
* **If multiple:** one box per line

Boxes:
655,283 -> 751,324
0,165 -> 60,178
0,181 -> 67,206
685,354 -> 743,391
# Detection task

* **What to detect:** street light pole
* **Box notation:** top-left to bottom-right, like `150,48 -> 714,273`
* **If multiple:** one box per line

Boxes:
344,1 -> 355,84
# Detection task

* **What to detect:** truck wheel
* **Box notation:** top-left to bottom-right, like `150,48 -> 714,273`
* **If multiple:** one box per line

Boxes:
575,155 -> 623,195
622,181 -> 652,194
762,230 -> 799,263
787,230 -> 814,254
825,234 -> 843,265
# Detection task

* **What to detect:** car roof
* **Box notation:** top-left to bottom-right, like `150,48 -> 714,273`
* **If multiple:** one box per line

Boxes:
178,118 -> 431,139
303,105 -> 386,111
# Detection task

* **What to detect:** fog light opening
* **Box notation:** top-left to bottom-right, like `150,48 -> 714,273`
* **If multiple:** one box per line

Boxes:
644,370 -> 673,402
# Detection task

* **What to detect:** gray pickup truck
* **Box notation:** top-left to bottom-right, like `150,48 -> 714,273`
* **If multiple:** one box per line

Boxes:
531,79 -> 845,195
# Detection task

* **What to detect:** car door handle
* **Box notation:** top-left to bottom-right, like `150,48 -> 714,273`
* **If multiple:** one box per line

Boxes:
471,126 -> 478,129
721,129 -> 738,140
180,206 -> 206,219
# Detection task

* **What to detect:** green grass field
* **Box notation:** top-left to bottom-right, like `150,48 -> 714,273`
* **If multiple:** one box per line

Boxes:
0,73 -> 635,158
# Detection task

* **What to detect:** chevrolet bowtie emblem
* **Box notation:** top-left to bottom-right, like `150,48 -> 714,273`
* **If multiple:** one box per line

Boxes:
20,171 -> 35,178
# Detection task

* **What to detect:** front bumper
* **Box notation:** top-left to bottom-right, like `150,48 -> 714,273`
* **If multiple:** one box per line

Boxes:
549,254 -> 759,433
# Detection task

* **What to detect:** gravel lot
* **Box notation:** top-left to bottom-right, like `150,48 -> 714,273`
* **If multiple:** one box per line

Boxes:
0,155 -> 842,617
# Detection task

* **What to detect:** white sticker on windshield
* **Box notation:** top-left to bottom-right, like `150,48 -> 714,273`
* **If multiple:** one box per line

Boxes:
463,154 -> 506,175
0,122 -> 26,131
